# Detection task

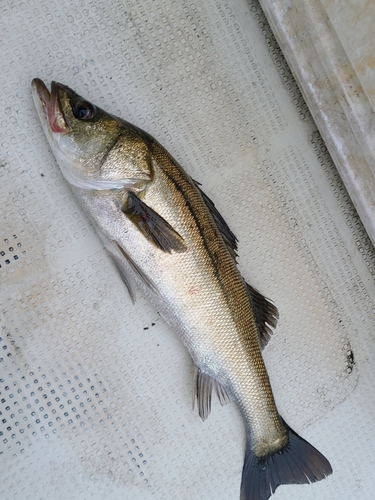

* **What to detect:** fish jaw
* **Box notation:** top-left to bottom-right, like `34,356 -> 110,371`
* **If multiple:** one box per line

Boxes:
31,78 -> 89,188
32,79 -> 69,134
32,79 -> 154,191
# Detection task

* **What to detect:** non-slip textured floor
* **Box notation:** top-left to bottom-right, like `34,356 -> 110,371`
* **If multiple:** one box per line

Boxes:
1,1 -> 374,499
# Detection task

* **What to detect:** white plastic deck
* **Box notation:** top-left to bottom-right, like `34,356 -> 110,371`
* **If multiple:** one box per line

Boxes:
1,1 -> 374,499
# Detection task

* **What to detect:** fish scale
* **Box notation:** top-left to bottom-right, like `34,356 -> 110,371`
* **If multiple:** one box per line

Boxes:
32,78 -> 332,500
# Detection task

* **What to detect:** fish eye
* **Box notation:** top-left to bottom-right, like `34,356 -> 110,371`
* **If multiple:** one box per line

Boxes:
72,100 -> 97,120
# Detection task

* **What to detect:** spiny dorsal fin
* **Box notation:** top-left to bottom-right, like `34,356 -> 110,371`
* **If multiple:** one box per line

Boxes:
193,366 -> 231,421
192,179 -> 238,260
122,191 -> 187,253
191,179 -> 278,349
245,283 -> 279,349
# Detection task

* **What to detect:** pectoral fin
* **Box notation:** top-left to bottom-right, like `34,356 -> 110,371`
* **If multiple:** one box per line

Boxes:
122,192 -> 187,253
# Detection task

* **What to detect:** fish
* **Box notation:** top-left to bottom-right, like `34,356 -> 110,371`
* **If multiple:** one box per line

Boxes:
31,78 -> 332,500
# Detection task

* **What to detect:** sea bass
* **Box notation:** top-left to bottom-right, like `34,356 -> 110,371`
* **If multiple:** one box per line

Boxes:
32,79 -> 332,500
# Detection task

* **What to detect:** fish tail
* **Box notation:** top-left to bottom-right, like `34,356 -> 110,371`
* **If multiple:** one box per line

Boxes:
240,420 -> 332,500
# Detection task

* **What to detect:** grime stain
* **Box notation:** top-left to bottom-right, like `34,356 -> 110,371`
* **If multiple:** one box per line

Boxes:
346,348 -> 355,374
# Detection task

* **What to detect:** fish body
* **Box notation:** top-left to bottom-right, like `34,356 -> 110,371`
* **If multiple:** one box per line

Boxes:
32,79 -> 332,499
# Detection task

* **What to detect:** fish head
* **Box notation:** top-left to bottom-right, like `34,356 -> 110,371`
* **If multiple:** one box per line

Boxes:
31,79 -> 153,191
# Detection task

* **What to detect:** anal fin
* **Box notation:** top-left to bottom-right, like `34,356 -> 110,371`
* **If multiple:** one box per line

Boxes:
193,366 -> 231,421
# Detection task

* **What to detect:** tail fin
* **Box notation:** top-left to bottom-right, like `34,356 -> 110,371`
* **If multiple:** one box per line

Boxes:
241,421 -> 332,500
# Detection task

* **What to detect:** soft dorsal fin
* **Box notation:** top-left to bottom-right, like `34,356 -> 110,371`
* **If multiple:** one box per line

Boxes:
245,283 -> 279,349
192,179 -> 238,260
193,366 -> 231,421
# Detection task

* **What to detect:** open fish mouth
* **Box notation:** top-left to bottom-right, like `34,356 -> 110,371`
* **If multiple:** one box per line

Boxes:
31,79 -> 69,133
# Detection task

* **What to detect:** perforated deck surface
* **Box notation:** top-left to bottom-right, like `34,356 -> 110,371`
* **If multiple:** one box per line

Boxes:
0,1 -> 374,499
